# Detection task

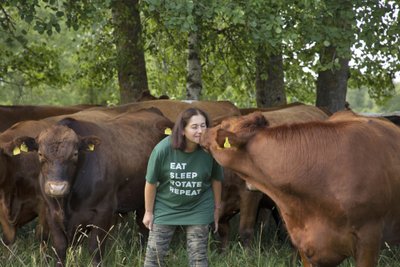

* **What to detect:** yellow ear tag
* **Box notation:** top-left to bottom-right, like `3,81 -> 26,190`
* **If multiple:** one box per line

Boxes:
13,146 -> 21,156
20,142 -> 28,153
164,128 -> 172,135
88,144 -> 95,151
223,137 -> 231,148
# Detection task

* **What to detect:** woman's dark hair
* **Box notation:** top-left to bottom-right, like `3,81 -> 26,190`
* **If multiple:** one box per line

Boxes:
171,108 -> 211,150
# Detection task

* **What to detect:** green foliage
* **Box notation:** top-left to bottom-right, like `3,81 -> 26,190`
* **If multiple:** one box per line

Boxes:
349,0 -> 400,102
0,1 -> 118,105
0,0 -> 399,110
347,82 -> 400,113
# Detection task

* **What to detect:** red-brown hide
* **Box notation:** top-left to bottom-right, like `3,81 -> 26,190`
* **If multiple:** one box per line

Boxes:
83,99 -> 241,126
201,110 -> 400,267
0,104 -> 96,132
218,103 -> 329,248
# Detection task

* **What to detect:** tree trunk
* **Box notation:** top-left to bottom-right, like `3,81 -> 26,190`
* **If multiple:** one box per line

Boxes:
111,0 -> 148,104
255,45 -> 286,108
186,3 -> 202,101
316,46 -> 349,113
186,30 -> 202,100
316,0 -> 353,113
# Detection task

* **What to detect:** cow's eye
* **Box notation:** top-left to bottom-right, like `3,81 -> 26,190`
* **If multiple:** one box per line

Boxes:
73,151 -> 78,158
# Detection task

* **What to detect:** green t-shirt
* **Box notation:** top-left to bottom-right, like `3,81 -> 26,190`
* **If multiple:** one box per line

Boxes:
146,136 -> 223,225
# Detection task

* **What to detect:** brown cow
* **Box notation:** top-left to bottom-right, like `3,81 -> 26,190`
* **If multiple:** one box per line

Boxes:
0,107 -> 122,245
84,99 -> 241,126
218,103 -> 330,249
0,104 -> 97,132
0,120 -> 52,244
239,102 -> 305,115
0,109 -> 117,245
201,110 -> 400,267
0,100 -> 239,247
17,108 -> 173,266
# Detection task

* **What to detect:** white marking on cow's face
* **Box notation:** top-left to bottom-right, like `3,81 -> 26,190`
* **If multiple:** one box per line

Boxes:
45,181 -> 70,197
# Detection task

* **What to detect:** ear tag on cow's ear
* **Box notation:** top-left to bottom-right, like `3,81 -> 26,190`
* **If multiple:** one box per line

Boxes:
164,127 -> 172,135
13,146 -> 21,156
20,142 -> 28,153
223,137 -> 231,148
87,144 -> 95,151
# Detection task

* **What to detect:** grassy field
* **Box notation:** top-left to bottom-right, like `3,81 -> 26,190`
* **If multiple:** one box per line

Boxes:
1,213 -> 399,267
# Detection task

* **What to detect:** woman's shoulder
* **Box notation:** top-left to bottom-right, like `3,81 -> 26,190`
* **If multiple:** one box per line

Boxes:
153,136 -> 172,153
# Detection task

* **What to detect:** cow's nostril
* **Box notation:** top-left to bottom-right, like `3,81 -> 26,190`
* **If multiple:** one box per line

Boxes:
45,181 -> 70,197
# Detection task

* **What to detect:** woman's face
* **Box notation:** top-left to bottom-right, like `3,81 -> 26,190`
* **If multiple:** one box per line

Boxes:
183,114 -> 207,147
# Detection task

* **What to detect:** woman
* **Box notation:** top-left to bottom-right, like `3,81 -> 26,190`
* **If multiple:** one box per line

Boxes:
142,107 -> 223,267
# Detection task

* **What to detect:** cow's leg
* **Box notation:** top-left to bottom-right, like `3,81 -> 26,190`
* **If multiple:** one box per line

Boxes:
87,212 -> 116,267
0,194 -> 16,245
217,195 -> 239,251
216,205 -> 239,252
354,225 -> 382,267
88,227 -> 108,267
48,227 -> 68,266
217,219 -> 230,251
298,250 -> 313,267
238,190 -> 263,247
45,209 -> 68,267
35,199 -> 50,241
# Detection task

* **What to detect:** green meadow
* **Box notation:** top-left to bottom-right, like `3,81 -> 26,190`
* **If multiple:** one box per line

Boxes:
1,212 -> 399,267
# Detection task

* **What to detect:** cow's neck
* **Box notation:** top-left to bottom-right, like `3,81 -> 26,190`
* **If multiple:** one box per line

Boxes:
237,134 -> 315,217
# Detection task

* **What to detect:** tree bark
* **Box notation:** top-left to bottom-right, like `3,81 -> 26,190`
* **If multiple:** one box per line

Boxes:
316,46 -> 349,113
186,2 -> 203,101
255,45 -> 286,108
186,30 -> 202,100
316,0 -> 353,113
111,0 -> 148,104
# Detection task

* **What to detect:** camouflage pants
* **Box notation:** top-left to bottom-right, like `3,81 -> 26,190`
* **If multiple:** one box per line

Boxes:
143,224 -> 209,267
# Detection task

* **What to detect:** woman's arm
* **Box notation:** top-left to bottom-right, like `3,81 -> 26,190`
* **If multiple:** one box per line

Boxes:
212,179 -> 222,233
142,182 -> 157,230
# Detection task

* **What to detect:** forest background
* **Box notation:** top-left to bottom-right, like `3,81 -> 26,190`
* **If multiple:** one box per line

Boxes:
1,0 -> 399,114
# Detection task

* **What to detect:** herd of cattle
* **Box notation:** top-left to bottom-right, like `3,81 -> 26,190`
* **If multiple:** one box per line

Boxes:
0,100 -> 399,267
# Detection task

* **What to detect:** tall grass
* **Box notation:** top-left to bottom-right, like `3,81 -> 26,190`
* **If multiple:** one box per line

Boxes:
1,213 -> 399,266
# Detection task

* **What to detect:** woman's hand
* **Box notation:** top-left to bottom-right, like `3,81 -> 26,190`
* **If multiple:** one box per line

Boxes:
143,182 -> 157,231
213,206 -> 220,233
142,211 -> 154,231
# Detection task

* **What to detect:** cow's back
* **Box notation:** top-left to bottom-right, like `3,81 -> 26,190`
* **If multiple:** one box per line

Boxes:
0,105 -> 93,132
85,100 -> 240,125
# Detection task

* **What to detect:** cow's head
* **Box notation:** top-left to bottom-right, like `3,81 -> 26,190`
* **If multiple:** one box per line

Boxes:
200,112 -> 268,153
16,125 -> 100,198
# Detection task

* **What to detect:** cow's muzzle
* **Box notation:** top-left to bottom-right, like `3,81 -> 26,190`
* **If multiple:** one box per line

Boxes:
44,181 -> 70,197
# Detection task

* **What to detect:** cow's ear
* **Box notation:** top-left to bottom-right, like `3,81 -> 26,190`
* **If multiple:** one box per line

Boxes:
3,136 -> 38,156
241,112 -> 268,130
216,129 -> 249,149
79,136 -> 101,152
155,120 -> 174,136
